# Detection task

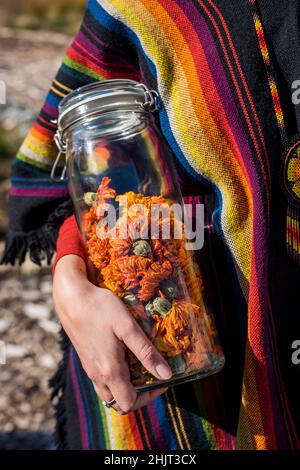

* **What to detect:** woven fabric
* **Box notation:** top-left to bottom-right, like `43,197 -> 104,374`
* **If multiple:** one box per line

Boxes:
3,0 -> 300,449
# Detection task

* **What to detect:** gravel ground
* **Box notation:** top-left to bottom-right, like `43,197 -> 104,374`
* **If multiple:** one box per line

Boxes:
0,253 -> 62,449
0,27 -> 69,118
0,28 -> 72,449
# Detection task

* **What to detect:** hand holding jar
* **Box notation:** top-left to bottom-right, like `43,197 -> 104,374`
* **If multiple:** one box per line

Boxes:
53,253 -> 172,414
53,79 -> 224,398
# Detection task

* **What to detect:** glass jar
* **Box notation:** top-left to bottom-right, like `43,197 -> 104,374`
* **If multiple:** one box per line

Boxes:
53,79 -> 224,392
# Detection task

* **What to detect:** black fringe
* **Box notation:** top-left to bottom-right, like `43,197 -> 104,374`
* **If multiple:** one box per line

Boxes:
49,327 -> 71,450
0,199 -> 74,266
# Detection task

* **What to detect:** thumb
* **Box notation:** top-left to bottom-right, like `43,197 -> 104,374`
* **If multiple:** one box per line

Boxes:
118,320 -> 172,381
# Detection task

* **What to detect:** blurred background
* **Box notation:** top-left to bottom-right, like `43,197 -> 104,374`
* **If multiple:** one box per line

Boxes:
0,0 -> 85,449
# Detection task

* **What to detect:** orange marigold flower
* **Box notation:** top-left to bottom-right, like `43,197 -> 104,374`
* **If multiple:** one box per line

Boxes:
150,300 -> 203,357
116,256 -> 152,291
109,238 -> 132,257
117,192 -> 166,211
82,207 -> 98,237
97,176 -> 117,200
101,261 -> 125,296
82,179 -> 210,381
93,176 -> 117,217
138,259 -> 172,301
86,234 -> 110,270
151,239 -> 178,264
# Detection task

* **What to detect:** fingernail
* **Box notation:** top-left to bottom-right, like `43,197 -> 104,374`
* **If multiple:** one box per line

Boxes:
156,363 -> 172,380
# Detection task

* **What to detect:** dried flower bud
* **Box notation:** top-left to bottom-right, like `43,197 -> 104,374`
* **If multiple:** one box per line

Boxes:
132,240 -> 152,257
124,293 -> 138,306
152,297 -> 172,317
145,301 -> 155,317
84,192 -> 98,206
160,280 -> 178,299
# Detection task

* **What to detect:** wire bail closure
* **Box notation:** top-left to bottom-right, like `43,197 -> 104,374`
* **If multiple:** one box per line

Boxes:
135,83 -> 161,112
51,81 -> 161,182
51,129 -> 67,182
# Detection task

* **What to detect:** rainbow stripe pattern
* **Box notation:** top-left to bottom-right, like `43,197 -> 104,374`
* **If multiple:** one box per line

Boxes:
7,0 -> 300,450
249,1 -> 286,138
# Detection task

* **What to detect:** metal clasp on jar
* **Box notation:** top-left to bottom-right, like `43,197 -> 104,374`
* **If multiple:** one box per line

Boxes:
135,83 -> 161,112
51,128 -> 67,182
51,82 -> 161,182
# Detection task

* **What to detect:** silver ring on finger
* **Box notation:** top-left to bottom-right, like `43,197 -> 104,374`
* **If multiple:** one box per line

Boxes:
102,398 -> 116,409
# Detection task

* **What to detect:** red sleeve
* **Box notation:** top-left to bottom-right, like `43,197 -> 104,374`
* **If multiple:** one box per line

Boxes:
52,214 -> 88,274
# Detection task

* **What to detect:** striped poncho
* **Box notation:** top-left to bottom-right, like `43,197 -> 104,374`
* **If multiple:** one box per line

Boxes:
2,0 -> 300,450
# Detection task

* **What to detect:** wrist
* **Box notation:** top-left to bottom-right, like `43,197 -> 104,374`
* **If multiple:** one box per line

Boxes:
53,254 -> 112,323
53,255 -> 90,308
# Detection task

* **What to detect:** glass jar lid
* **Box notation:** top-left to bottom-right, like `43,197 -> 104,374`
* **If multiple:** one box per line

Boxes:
56,79 -> 159,142
51,79 -> 160,181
